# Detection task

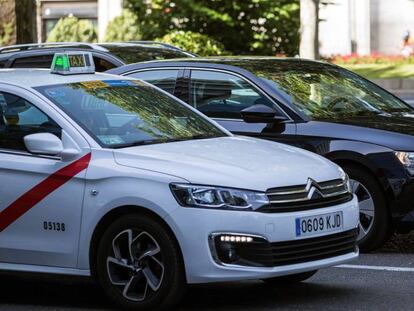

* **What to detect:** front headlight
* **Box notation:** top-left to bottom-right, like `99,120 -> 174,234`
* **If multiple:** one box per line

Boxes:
395,152 -> 414,175
344,173 -> 351,193
170,183 -> 269,210
337,168 -> 351,193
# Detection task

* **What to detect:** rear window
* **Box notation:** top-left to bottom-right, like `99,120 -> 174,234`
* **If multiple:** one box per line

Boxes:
11,55 -> 54,68
92,56 -> 117,72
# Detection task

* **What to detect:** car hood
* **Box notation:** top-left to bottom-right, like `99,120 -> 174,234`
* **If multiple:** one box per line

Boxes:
318,112 -> 414,150
113,136 -> 343,191
328,112 -> 414,134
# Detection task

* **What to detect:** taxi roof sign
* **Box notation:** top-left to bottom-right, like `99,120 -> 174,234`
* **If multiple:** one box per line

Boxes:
51,52 -> 95,75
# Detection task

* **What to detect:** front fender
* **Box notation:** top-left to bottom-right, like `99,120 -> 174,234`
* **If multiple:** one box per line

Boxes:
324,140 -> 413,218
77,174 -> 183,270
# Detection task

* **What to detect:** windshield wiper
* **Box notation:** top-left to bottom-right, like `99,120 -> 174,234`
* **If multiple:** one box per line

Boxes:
111,139 -> 162,149
189,134 -> 225,140
111,134 -> 225,149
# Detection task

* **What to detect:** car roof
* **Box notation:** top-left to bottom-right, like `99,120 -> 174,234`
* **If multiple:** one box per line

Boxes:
98,41 -> 189,52
107,56 -> 330,75
0,43 -> 107,56
0,41 -> 186,54
0,42 -> 196,68
0,69 -> 124,88
122,56 -> 324,65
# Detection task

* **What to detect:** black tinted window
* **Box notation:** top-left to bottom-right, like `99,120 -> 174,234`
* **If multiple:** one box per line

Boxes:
11,55 -> 54,68
128,70 -> 179,94
190,70 -> 275,119
93,56 -> 117,72
0,92 -> 61,152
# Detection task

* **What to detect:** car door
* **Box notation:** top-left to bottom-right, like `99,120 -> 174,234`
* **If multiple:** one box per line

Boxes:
0,86 -> 90,268
185,69 -> 297,143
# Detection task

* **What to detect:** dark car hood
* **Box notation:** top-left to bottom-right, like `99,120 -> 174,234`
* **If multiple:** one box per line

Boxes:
328,112 -> 414,136
308,112 -> 414,151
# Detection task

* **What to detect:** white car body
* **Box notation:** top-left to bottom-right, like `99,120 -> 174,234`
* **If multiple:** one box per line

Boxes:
0,69 -> 358,285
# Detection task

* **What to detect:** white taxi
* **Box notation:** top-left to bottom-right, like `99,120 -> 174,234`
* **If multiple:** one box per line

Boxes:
0,53 -> 359,310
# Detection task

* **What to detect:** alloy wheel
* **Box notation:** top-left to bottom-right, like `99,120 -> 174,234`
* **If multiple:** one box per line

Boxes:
106,229 -> 164,302
350,179 -> 375,241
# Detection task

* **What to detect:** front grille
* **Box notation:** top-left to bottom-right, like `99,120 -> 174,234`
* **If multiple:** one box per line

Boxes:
226,229 -> 358,267
260,178 -> 352,213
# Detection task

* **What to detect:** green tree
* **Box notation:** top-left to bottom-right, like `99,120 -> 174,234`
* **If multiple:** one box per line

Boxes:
124,0 -> 300,56
104,9 -> 142,42
0,0 -> 16,45
0,0 -> 37,45
47,16 -> 97,43
0,21 -> 14,46
159,30 -> 225,56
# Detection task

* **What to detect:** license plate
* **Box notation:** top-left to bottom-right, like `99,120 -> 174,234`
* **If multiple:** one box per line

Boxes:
295,212 -> 343,237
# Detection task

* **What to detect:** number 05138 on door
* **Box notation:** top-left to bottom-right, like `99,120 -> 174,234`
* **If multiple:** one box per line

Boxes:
295,212 -> 343,237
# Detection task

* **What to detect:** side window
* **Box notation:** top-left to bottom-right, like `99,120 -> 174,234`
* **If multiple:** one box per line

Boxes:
127,70 -> 179,94
93,56 -> 117,72
0,92 -> 61,152
11,55 -> 54,68
190,70 -> 276,119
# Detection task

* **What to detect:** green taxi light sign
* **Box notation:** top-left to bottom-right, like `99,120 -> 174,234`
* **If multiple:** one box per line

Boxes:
51,52 -> 95,75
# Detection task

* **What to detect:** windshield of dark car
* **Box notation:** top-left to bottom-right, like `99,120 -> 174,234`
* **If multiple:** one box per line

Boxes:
102,45 -> 192,63
234,60 -> 412,119
35,80 -> 225,148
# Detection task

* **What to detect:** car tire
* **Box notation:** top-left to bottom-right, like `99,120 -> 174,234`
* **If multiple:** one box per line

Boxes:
342,164 -> 392,252
96,213 -> 186,310
262,270 -> 317,285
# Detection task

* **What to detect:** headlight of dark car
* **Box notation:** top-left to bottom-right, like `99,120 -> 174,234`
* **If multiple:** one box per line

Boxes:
395,152 -> 414,175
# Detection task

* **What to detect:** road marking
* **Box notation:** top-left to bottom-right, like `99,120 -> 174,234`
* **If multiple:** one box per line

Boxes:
336,264 -> 414,272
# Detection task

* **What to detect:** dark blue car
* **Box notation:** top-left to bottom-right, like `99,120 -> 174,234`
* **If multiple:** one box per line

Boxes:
108,57 -> 414,252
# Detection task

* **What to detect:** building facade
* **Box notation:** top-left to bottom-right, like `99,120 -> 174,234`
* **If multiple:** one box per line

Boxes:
36,0 -> 122,42
319,0 -> 414,56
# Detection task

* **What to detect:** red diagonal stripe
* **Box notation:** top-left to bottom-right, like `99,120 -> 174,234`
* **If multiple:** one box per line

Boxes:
0,153 -> 91,232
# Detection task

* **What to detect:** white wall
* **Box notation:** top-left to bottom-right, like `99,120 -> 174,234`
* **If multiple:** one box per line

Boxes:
319,0 -> 352,56
351,0 -> 371,55
98,0 -> 123,41
319,0 -> 371,56
319,0 -> 414,56
370,0 -> 414,54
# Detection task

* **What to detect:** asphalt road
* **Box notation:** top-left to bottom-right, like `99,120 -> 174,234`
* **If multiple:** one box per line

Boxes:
1,234 -> 414,311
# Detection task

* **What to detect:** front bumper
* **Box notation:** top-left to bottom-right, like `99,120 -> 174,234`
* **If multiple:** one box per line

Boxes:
390,177 -> 414,231
166,196 -> 359,284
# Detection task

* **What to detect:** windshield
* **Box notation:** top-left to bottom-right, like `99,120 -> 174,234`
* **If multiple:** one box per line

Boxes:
35,80 -> 225,148
232,60 -> 413,119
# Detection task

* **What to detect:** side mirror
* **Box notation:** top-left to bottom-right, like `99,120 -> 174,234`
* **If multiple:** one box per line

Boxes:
24,133 -> 63,156
241,104 -> 288,123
